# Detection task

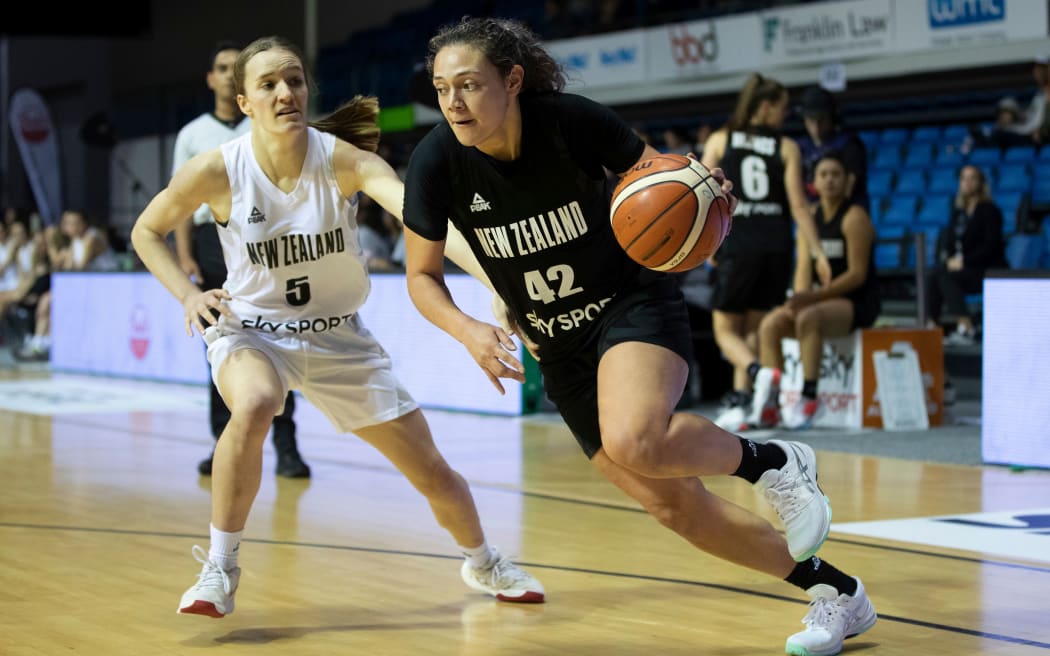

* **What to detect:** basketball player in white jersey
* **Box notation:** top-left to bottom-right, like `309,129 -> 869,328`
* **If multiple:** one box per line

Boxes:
131,35 -> 543,619
172,41 -> 309,478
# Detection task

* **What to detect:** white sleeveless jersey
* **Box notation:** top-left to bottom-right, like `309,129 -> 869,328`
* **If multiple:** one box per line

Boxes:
217,128 -> 369,337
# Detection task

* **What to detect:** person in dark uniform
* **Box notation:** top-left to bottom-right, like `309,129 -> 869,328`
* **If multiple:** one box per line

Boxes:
754,151 -> 880,429
796,86 -> 869,212
700,74 -> 832,432
401,17 -> 875,656
171,41 -> 309,478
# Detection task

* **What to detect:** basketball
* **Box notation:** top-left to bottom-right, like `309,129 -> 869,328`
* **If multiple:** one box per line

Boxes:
609,154 -> 732,272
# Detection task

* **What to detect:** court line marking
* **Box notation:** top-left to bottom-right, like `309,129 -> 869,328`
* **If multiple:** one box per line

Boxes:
0,521 -> 1047,650
27,416 -> 1050,575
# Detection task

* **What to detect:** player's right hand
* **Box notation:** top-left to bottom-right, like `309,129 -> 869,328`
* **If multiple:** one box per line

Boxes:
460,316 -> 526,395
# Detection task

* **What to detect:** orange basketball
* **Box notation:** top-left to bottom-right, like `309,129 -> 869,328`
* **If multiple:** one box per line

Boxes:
610,153 -> 732,272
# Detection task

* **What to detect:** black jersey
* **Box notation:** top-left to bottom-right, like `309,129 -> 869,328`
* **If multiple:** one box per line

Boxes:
404,93 -> 650,361
814,201 -> 879,311
717,127 -> 792,255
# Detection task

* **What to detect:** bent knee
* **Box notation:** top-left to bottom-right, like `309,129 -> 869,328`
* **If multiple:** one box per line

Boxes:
230,390 -> 285,425
601,423 -> 666,474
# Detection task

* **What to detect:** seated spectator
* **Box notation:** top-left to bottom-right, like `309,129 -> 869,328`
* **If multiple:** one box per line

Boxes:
692,122 -> 712,159
0,218 -> 44,319
10,224 -> 65,361
660,127 -> 694,155
796,86 -> 868,211
57,209 -> 121,272
749,152 -> 880,429
356,194 -> 402,272
969,55 -> 1050,149
926,165 -> 1007,346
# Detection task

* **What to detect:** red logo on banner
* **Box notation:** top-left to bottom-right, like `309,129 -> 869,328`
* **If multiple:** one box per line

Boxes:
668,24 -> 719,67
129,304 -> 150,360
18,108 -> 50,143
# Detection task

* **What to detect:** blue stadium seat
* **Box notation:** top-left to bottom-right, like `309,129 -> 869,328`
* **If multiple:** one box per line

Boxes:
907,228 -> 939,268
873,144 -> 903,170
1031,165 -> 1050,204
1038,144 -> 1050,161
995,164 -> 1032,193
903,143 -> 934,168
882,195 -> 920,226
1042,218 -> 1050,267
935,147 -> 964,167
929,167 -> 959,194
879,127 -> 909,145
968,147 -> 1002,166
868,170 -> 895,197
858,130 -> 880,151
911,125 -> 942,144
875,242 -> 903,270
1004,145 -> 1037,163
876,225 -> 907,240
895,170 -> 927,194
1005,233 -> 1046,269
916,194 -> 952,228
996,191 -> 1024,234
869,196 -> 887,224
942,124 -> 970,145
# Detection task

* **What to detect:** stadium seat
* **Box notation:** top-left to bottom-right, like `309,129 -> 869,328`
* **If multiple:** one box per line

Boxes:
873,144 -> 903,170
1003,145 -> 1037,163
1005,233 -> 1046,269
942,124 -> 970,146
875,241 -> 904,270
868,170 -> 895,197
968,147 -> 1002,166
882,195 -> 920,226
934,147 -> 964,167
879,127 -> 909,145
903,143 -> 934,168
929,167 -> 959,194
1039,144 -> 1050,161
996,191 -> 1024,234
858,130 -> 880,151
896,170 -> 928,195
995,164 -> 1032,193
911,125 -> 942,144
916,194 -> 952,228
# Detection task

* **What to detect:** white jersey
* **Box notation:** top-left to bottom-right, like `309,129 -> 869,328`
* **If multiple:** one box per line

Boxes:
217,128 -> 369,337
172,113 -> 251,225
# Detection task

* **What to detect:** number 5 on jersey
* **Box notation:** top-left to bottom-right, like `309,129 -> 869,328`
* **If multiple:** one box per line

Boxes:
286,276 -> 311,306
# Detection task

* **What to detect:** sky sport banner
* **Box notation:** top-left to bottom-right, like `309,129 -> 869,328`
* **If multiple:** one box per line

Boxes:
547,29 -> 648,90
8,88 -> 63,225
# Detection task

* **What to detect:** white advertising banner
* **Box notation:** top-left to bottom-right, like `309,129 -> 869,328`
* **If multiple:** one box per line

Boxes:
8,88 -> 63,224
759,0 -> 895,65
548,29 -> 647,90
645,13 -> 761,79
50,272 -> 526,415
896,0 -> 1048,51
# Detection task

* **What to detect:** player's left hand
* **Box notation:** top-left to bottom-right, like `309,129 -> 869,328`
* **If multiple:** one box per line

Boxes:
690,155 -> 739,216
786,289 -> 820,311
491,293 -> 540,361
815,253 -> 833,286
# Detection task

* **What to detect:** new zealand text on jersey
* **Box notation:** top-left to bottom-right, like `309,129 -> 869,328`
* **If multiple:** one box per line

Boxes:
473,201 -> 588,259
245,227 -> 346,269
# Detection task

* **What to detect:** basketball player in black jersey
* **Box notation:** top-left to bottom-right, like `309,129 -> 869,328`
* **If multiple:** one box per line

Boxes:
701,74 -> 833,433
402,17 -> 876,655
754,152 -> 880,430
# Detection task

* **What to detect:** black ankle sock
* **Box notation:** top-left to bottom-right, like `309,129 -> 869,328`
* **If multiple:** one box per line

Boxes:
732,437 -> 788,484
802,379 -> 818,400
785,557 -> 858,596
747,361 -> 761,381
731,389 -> 752,407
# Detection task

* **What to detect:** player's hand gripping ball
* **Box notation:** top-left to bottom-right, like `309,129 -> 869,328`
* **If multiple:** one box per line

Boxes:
610,154 -> 732,272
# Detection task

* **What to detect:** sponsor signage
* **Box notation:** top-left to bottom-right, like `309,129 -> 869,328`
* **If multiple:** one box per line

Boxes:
897,0 -> 1046,50
548,29 -> 647,90
759,0 -> 894,64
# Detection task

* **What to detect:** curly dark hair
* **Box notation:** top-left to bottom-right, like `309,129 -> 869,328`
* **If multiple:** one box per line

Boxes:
425,16 -> 566,96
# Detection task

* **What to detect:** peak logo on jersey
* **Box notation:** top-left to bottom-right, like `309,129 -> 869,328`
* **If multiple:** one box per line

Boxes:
248,206 -> 267,224
470,193 -> 492,213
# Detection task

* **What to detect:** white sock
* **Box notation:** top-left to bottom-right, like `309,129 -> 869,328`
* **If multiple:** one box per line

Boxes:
209,523 -> 243,571
460,540 -> 498,569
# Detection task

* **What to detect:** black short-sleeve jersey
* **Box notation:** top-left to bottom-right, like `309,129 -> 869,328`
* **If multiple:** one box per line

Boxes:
717,127 -> 793,255
404,92 -> 651,361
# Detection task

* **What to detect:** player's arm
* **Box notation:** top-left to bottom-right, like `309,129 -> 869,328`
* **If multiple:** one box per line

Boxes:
782,137 -> 831,284
338,141 -> 494,291
170,130 -> 200,279
131,149 -> 232,335
793,227 -> 813,293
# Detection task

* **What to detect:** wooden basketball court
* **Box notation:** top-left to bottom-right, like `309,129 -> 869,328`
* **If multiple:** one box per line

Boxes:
1,368 -> 1048,655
